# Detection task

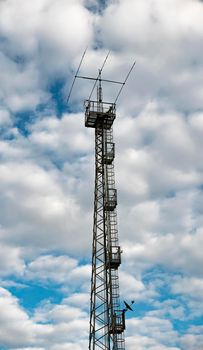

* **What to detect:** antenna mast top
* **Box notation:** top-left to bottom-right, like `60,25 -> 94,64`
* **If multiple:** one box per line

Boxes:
97,69 -> 103,104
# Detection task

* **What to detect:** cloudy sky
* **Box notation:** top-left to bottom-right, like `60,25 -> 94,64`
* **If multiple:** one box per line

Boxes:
0,0 -> 203,349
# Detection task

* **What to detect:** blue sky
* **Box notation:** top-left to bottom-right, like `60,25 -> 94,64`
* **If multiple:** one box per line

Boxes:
0,0 -> 203,349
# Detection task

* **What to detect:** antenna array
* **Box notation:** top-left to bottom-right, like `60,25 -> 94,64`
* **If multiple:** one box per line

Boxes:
67,49 -> 136,105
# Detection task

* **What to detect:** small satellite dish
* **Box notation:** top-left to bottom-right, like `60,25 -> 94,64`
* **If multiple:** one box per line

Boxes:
124,300 -> 134,312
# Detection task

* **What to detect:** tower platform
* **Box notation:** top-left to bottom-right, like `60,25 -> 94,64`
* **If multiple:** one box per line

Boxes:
109,311 -> 126,334
85,100 -> 116,129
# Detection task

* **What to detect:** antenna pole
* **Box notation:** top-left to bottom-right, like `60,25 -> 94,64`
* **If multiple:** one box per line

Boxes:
99,70 -> 102,103
89,50 -> 110,100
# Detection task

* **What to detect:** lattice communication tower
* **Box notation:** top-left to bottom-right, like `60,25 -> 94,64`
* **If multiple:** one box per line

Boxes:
67,52 -> 135,350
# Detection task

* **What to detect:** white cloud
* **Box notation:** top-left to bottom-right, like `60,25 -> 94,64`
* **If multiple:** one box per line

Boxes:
25,255 -> 77,283
64,292 -> 89,309
126,316 -> 179,349
0,156 -> 92,255
0,0 -> 93,60
0,286 -> 89,349
126,334 -> 180,350
0,108 -> 11,126
29,113 -> 94,158
0,0 -> 94,113
33,301 -> 87,324
25,254 -> 91,293
148,299 -> 186,321
96,0 -> 203,112
116,104 -> 203,201
180,325 -> 203,350
122,228 -> 203,277
172,276 -> 203,300
0,52 -> 49,112
0,242 -> 24,276
119,270 -> 157,302
0,287 -> 51,348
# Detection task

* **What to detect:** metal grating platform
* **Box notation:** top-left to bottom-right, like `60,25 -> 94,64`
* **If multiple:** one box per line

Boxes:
85,100 -> 116,129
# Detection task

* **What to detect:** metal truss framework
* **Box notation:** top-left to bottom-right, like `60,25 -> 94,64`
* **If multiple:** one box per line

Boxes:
85,80 -> 125,350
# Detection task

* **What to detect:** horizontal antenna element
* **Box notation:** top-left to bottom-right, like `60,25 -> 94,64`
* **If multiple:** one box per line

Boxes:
76,75 -> 124,85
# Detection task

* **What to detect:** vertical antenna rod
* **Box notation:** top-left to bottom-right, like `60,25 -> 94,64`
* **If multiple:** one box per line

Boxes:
67,46 -> 88,103
114,60 -> 136,103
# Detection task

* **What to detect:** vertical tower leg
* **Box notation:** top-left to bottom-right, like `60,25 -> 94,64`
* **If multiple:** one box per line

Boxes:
89,126 -> 110,350
89,124 -> 125,350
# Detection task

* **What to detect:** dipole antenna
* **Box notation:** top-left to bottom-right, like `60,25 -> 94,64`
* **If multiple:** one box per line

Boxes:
76,60 -> 136,103
67,49 -> 136,106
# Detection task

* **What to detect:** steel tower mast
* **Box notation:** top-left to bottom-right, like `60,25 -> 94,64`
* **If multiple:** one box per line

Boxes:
85,71 -> 125,350
67,50 -> 135,350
